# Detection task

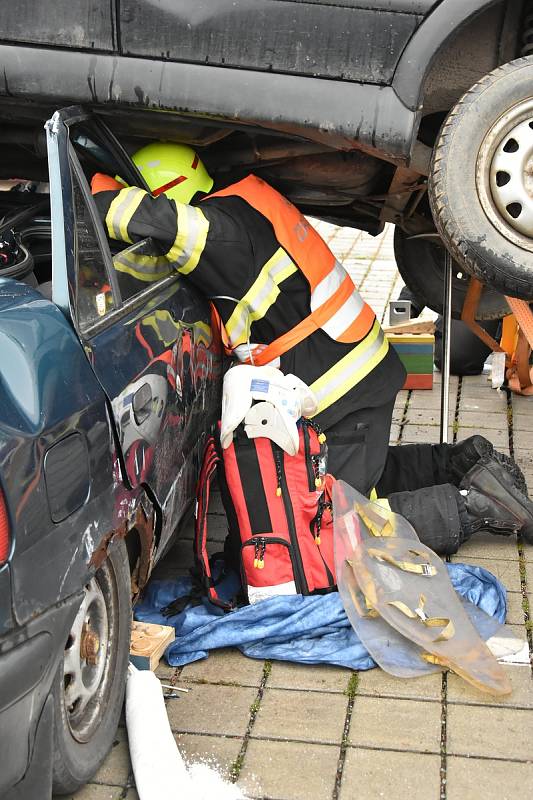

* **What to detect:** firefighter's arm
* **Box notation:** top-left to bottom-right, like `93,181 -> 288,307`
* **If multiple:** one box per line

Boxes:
91,173 -> 180,252
91,173 -> 249,277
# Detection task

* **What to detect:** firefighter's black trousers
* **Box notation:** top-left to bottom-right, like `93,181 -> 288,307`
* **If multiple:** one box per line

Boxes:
325,401 -> 468,555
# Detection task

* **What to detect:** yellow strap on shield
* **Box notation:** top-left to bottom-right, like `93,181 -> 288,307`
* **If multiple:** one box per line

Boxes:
420,652 -> 448,667
355,502 -> 394,538
388,594 -> 455,643
345,567 -> 379,619
367,548 -> 437,576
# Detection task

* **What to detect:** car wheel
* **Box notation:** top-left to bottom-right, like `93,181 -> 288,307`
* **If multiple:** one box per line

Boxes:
429,56 -> 533,301
393,228 -> 509,320
51,540 -> 131,795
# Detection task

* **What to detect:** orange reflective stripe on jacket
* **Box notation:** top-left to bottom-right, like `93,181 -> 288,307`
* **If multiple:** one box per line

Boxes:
207,175 -> 375,362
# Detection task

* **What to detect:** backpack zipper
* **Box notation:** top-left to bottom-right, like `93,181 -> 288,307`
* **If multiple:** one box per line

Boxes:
241,535 -> 297,574
302,422 -> 317,492
310,498 -> 335,589
272,443 -> 308,594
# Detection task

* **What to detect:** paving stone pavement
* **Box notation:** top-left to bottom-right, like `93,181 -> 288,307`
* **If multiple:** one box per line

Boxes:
60,224 -> 533,800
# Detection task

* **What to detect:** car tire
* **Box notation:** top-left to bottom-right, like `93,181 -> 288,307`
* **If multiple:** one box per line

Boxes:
429,56 -> 533,301
393,228 -> 510,320
51,540 -> 131,795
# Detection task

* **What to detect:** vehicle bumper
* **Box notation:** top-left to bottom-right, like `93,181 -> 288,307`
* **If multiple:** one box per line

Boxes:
0,594 -> 81,796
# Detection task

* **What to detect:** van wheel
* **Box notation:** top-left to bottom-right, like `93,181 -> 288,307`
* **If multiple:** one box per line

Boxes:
393,228 -> 509,320
51,540 -> 131,795
430,56 -> 533,301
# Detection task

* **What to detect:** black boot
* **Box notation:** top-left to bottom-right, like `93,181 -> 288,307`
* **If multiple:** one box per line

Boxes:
449,435 -> 528,495
460,455 -> 533,542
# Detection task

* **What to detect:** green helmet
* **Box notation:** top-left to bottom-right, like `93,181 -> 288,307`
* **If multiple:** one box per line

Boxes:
132,142 -> 213,203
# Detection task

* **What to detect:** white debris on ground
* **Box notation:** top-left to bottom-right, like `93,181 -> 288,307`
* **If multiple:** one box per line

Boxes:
186,762 -> 247,799
126,666 -> 248,799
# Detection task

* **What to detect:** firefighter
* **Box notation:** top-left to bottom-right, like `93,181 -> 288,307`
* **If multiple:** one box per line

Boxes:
91,143 -> 533,554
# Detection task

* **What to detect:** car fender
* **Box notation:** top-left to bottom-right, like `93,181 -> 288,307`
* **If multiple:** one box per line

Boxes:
0,280 -> 145,624
393,0 -> 512,111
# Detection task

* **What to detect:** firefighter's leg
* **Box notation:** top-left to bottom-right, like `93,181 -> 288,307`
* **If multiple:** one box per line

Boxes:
378,436 -> 528,497
387,463 -> 533,556
386,484 -> 465,555
324,399 -> 395,495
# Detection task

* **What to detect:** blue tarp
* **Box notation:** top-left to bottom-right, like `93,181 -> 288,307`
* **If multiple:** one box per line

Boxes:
135,563 -> 506,670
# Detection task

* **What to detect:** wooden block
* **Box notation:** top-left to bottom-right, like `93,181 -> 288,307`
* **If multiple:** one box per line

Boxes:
384,320 -> 436,335
130,621 -> 175,671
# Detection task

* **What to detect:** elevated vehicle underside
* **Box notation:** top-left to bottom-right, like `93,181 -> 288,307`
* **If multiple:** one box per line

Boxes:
2,1 -> 533,313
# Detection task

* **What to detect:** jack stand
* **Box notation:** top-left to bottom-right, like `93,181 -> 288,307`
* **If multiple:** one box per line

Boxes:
461,278 -> 533,395
440,250 -> 453,444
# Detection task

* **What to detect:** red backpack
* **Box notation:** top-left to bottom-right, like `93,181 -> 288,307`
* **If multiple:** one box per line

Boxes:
195,420 -> 336,609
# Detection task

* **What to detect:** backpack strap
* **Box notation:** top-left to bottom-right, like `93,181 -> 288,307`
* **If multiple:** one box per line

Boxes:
194,436 -> 234,611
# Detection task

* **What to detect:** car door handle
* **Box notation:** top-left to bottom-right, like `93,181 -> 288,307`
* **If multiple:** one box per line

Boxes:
132,382 -> 153,425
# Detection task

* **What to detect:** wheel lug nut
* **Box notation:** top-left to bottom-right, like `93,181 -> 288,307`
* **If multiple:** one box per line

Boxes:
80,624 -> 100,665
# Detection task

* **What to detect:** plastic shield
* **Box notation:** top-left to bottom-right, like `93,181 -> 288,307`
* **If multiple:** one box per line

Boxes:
333,480 -> 512,695
333,479 -> 441,677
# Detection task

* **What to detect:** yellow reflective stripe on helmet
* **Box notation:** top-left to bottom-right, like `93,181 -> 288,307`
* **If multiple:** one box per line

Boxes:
113,250 -> 173,282
166,203 -> 209,275
225,248 -> 297,346
106,187 -> 147,244
310,320 -> 389,415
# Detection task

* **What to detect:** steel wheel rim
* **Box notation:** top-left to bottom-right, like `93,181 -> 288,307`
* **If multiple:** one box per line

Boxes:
476,97 -> 533,254
63,566 -> 116,743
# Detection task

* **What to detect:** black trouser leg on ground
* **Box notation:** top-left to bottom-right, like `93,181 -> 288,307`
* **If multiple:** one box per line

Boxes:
376,443 -> 470,555
326,414 -> 476,555
376,443 -> 468,555
376,441 -> 464,493
386,484 -> 466,555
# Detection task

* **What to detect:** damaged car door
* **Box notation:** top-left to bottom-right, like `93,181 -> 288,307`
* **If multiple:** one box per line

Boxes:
46,107 -> 221,553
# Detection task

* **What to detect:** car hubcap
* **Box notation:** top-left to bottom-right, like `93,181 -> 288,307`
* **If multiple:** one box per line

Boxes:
63,576 -> 112,743
477,97 -> 533,252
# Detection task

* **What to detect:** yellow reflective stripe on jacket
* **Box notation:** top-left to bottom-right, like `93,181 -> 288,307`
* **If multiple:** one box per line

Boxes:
113,250 -> 174,282
225,247 -> 297,346
310,319 -> 389,415
106,187 -> 146,244
166,203 -> 209,275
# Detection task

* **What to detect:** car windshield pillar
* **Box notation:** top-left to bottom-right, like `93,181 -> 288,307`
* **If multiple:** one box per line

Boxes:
45,111 -> 74,320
